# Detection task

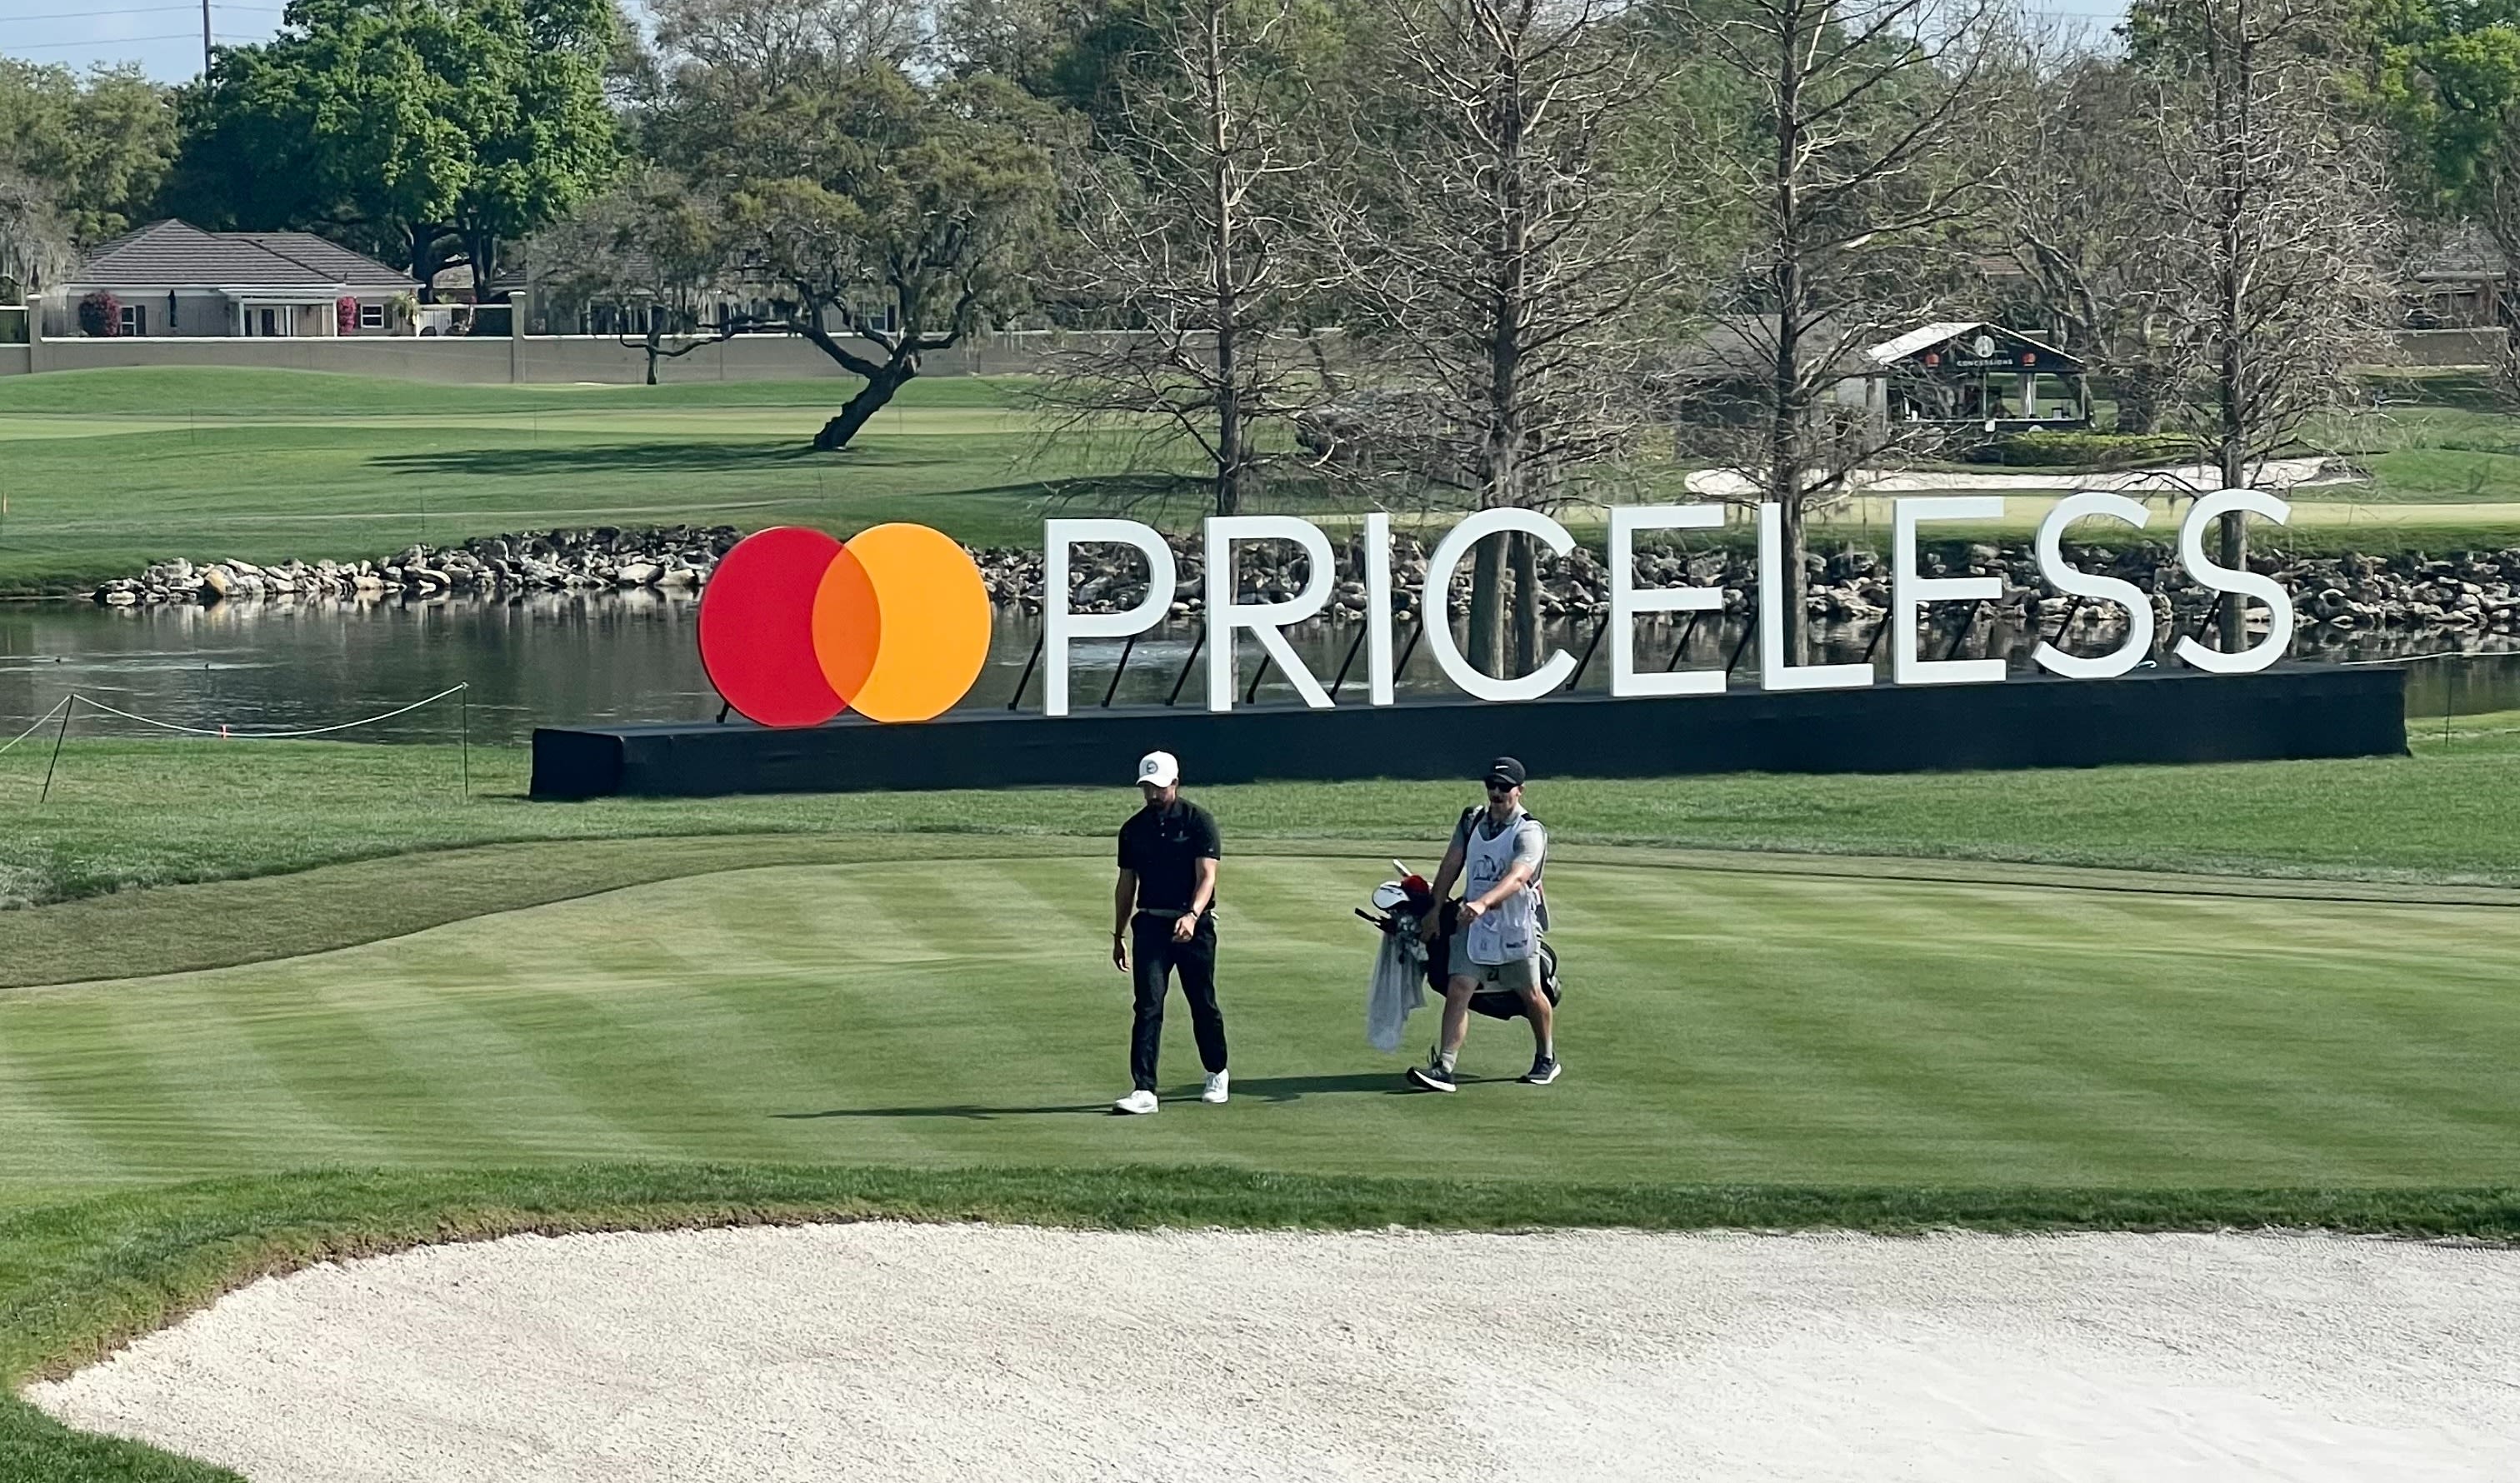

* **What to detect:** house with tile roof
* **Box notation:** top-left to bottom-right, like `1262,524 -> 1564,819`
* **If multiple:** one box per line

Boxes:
40,220 -> 419,340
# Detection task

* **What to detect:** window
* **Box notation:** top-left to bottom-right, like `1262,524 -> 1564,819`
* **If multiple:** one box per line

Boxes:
358,302 -> 385,330
118,304 -> 147,337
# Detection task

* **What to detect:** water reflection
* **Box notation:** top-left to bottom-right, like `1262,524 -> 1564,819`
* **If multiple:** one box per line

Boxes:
1,593 -> 2513,746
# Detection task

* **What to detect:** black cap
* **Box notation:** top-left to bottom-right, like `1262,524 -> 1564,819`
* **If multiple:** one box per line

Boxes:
1483,756 -> 1527,788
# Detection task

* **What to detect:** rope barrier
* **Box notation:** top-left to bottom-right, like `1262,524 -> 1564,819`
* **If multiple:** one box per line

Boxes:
58,684 -> 471,739
0,697 -> 71,758
8,684 -> 475,806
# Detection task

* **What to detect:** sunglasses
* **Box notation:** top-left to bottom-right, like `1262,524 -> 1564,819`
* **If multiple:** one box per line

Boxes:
1484,780 -> 1516,793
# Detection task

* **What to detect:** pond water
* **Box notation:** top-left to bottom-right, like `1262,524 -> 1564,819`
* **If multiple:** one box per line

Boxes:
2,593 -> 2514,747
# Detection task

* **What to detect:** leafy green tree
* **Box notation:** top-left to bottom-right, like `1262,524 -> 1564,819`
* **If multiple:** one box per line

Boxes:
164,0 -> 618,293
2372,0 -> 2520,212
679,66 -> 1058,449
0,61 -> 176,247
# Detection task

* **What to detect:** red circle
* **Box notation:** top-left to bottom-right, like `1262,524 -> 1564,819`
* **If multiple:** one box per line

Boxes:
699,527 -> 846,727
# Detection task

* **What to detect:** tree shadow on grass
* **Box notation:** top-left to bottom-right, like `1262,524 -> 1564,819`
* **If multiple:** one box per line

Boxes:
372,435 -> 962,476
772,1072 -> 1409,1121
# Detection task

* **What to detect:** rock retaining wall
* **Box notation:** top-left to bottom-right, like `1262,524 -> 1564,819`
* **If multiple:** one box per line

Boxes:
88,526 -> 2520,642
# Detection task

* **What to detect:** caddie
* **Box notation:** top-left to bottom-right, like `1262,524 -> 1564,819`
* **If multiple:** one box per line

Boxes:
1408,756 -> 1558,1092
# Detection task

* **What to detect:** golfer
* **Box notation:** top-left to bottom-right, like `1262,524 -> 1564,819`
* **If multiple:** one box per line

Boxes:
1110,750 -> 1228,1114
1407,756 -> 1558,1091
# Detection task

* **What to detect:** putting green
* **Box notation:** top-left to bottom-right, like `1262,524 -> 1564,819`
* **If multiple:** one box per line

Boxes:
0,851 -> 2512,1202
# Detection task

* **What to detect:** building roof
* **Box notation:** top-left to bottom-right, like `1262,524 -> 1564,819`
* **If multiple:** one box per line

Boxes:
1864,321 -> 2081,371
72,220 -> 413,292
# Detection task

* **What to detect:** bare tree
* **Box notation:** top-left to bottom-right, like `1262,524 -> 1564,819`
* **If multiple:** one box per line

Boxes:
0,167 -> 71,305
1998,47 -> 2184,433
1687,0 -> 2008,664
2135,0 -> 2398,650
1331,0 -> 1692,675
652,0 -> 929,87
1044,0 -> 1331,519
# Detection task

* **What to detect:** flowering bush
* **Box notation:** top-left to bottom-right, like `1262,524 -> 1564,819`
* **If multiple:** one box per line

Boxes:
77,291 -> 121,337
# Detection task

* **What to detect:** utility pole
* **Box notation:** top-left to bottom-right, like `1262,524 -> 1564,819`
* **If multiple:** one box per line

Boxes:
202,0 -> 212,76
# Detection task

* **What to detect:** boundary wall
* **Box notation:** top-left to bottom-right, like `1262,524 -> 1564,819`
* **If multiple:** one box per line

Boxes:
1,327 -> 1128,382
530,665 -> 2408,799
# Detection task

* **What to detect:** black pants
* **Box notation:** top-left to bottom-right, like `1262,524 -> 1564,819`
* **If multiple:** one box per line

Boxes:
1131,912 -> 1226,1092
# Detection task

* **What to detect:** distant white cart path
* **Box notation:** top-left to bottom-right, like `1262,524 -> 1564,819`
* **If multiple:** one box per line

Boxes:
1682,457 -> 2338,499
27,1224 -> 2520,1482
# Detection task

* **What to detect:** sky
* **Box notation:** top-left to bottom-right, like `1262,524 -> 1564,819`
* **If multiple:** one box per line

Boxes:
2,0 -> 2128,85
1,1 -> 283,81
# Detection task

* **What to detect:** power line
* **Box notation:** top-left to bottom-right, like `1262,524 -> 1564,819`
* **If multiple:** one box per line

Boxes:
3,32 -> 202,49
2,5 -> 191,20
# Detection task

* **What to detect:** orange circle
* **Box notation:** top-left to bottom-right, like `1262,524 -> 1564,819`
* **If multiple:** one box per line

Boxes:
843,523 -> 993,722
809,545 -> 882,706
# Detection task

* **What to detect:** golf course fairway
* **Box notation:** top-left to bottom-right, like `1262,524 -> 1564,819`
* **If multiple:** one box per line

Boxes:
3,846 -> 2513,1196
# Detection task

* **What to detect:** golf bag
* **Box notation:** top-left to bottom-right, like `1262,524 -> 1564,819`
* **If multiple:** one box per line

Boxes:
1426,899 -> 1562,1021
1357,868 -> 1561,1051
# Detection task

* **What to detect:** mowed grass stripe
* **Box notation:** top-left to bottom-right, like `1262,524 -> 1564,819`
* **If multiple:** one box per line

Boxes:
341,955 -> 682,1166
1567,865 -> 2517,1182
0,1046 -> 118,1188
6,854 -> 2519,1201
1567,868 -> 2117,1172
402,915 -> 779,1164
1802,880 -> 2503,1178
0,1001 -> 258,1186
114,992 -> 400,1175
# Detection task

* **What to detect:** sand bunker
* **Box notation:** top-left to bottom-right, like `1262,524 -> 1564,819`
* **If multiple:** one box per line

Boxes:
26,1224 -> 2520,1481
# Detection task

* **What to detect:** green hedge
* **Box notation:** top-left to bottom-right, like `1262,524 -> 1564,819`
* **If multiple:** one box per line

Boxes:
1965,431 -> 2201,468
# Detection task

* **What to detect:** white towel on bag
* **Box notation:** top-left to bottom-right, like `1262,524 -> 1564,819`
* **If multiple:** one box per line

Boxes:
1367,918 -> 1428,1052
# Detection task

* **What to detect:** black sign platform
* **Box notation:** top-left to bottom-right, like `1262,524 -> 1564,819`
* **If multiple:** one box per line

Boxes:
529,665 -> 2406,799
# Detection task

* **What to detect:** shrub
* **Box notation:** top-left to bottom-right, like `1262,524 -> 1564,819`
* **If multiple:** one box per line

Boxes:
76,290 -> 121,337
1965,430 -> 2201,469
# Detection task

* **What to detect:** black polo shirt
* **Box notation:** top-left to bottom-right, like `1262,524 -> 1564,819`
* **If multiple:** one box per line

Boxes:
1118,797 -> 1221,913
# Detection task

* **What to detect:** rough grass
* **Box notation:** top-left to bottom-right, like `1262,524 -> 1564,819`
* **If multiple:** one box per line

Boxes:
3,712 -> 2517,920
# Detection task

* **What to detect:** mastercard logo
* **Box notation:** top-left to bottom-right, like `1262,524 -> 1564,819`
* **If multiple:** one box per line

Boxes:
698,524 -> 992,727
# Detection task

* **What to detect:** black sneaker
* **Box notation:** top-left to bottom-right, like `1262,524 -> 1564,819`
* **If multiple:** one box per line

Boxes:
1521,1056 -> 1561,1086
1405,1058 -> 1458,1093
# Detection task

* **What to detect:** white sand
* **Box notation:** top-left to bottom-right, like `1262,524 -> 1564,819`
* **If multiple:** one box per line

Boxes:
1679,456 -> 2338,497
25,1225 -> 2520,1482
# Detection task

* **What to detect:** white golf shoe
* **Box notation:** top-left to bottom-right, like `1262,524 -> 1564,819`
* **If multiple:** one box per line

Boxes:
1202,1071 -> 1230,1104
1112,1089 -> 1159,1116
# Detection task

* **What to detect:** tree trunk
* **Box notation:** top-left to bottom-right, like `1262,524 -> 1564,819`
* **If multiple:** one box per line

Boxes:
816,358 -> 916,451
2217,437 -> 2248,652
1205,0 -> 1244,518
1768,0 -> 1810,667
464,230 -> 499,307
1778,497 -> 1809,666
410,227 -> 437,304
1468,535 -> 1507,677
1508,530 -> 1539,675
2209,6 -> 2248,657
644,312 -> 662,387
2112,370 -> 2162,434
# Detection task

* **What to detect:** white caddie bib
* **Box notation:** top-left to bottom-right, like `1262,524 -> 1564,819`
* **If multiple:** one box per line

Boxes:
1463,811 -> 1541,965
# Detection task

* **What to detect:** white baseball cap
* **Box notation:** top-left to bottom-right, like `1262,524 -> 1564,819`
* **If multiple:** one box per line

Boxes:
1136,751 -> 1180,788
